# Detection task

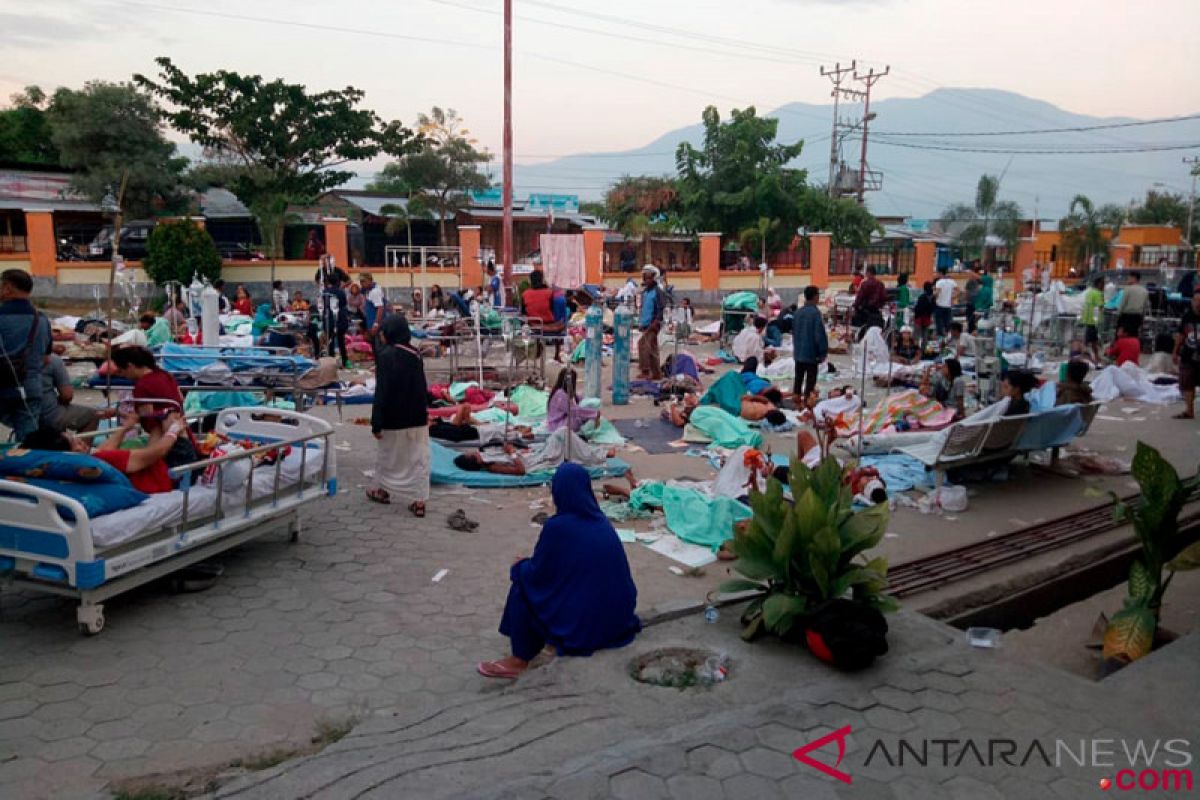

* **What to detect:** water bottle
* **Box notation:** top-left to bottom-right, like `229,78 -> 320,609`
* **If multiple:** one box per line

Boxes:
698,653 -> 730,685
703,605 -> 720,623
583,305 -> 603,400
612,304 -> 633,405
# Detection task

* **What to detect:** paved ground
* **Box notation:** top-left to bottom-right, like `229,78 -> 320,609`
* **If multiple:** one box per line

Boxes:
3,337 -> 1200,798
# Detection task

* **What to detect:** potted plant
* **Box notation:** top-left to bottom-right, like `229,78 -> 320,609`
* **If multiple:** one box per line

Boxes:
719,456 -> 896,668
1102,442 -> 1200,669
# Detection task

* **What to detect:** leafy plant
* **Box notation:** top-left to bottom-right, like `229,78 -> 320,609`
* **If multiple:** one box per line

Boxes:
142,219 -> 221,286
1103,442 -> 1200,665
719,456 -> 896,641
940,174 -> 1022,266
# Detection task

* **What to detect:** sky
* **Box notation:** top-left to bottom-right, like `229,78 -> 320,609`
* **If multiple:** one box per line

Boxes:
2,0 -> 1199,183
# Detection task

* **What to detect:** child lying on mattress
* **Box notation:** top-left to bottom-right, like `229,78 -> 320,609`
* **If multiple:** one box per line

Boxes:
21,407 -> 188,495
430,403 -> 534,444
453,428 -> 616,476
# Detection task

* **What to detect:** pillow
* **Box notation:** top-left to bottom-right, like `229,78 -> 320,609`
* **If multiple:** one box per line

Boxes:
2,477 -> 147,519
0,449 -> 134,488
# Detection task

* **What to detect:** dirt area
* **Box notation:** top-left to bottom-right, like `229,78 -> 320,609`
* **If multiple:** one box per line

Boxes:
1003,567 -> 1200,679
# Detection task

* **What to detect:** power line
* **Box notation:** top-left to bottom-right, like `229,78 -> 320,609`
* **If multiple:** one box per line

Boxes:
874,114 -> 1200,137
871,140 -> 1200,154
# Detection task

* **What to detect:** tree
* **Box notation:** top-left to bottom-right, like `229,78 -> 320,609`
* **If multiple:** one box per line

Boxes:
380,194 -> 433,298
1060,194 -> 1125,269
796,190 -> 880,248
143,218 -> 221,286
1129,189 -> 1197,244
940,174 -> 1022,265
604,175 -> 679,263
137,57 -> 419,275
367,107 -> 490,247
578,200 -> 608,224
47,81 -> 189,218
674,106 -> 808,254
0,87 -> 59,165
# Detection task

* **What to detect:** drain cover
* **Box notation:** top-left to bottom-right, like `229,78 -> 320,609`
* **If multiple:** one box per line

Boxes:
629,647 -> 730,689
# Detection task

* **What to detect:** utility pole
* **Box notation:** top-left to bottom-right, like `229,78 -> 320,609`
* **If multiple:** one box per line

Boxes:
501,0 -> 514,305
854,65 -> 889,206
820,61 -> 856,197
1185,156 -> 1199,251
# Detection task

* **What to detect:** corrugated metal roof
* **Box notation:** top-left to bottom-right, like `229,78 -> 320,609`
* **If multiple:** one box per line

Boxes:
199,188 -> 250,219
329,193 -> 450,221
0,198 -> 100,212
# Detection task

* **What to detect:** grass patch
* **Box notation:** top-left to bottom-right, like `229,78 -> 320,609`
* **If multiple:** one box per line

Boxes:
311,714 -> 357,746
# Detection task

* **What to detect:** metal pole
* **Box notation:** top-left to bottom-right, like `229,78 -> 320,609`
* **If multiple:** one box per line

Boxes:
1184,157 -> 1199,250
501,0 -> 514,307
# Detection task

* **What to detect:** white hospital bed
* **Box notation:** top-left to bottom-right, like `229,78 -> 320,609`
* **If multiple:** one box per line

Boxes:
0,408 -> 337,634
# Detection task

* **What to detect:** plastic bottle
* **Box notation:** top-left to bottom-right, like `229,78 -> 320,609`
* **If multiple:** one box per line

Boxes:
698,653 -> 730,685
612,303 -> 633,405
187,273 -> 204,318
703,605 -> 720,623
583,305 -> 603,400
200,284 -> 220,346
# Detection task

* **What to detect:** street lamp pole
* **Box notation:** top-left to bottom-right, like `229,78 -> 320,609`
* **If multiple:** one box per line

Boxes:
501,0 -> 514,306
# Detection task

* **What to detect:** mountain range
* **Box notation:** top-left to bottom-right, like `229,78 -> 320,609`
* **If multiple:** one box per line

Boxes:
511,88 -> 1200,221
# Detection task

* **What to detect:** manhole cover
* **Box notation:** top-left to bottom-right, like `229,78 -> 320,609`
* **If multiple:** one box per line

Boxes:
629,647 -> 730,689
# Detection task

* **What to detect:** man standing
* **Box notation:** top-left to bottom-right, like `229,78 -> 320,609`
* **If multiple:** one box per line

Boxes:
934,269 -> 958,336
637,266 -> 664,380
0,269 -> 52,441
1174,287 -> 1200,420
486,262 -> 502,307
852,266 -> 887,330
792,285 -> 828,401
1117,272 -> 1149,338
1080,276 -> 1105,362
360,273 -> 388,335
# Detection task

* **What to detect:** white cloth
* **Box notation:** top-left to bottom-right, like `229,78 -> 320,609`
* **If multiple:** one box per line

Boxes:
367,286 -> 385,307
540,233 -> 586,289
713,446 -> 767,499
935,277 -> 956,308
374,427 -> 431,502
522,427 -> 607,473
1090,363 -> 1181,405
813,393 -> 862,424
732,326 -> 765,362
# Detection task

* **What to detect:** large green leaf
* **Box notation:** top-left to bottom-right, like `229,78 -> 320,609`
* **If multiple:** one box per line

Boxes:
794,488 -> 826,537
773,506 -> 800,574
1127,559 -> 1156,604
1103,604 -> 1156,663
839,504 -> 890,559
719,579 -> 767,595
809,553 -> 830,599
1167,540 -> 1200,572
762,593 -> 807,634
831,567 -> 885,598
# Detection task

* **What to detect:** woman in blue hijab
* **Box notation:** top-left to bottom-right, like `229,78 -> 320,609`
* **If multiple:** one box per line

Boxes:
478,462 -> 641,679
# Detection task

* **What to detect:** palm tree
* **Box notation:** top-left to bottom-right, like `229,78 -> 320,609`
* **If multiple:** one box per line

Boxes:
1059,195 -> 1125,271
739,216 -> 779,297
941,174 -> 1022,266
381,196 -> 432,298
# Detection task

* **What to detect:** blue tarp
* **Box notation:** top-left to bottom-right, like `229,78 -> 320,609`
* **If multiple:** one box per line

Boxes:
430,441 -> 629,488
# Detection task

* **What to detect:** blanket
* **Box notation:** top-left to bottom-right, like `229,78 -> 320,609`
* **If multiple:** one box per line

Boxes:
685,406 -> 763,449
1091,363 -> 1181,405
429,441 -> 628,488
699,371 -> 747,415
861,389 -> 955,434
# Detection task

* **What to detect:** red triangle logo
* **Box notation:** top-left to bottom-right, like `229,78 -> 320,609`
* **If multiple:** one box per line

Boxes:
792,724 -> 853,784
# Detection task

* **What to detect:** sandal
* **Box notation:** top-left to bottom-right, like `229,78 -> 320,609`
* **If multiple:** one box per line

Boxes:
409,501 -> 426,518
477,660 -> 524,679
447,508 -> 479,531
365,488 -> 391,505
1174,412 -> 1194,420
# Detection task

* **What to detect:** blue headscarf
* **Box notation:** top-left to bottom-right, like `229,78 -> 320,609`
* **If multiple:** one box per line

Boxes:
511,463 -> 641,655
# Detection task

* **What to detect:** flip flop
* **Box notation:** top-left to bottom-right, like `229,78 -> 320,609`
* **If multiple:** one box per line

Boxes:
365,488 -> 390,505
447,509 -> 479,532
409,501 -> 426,518
1174,412 -> 1195,420
477,660 -> 523,679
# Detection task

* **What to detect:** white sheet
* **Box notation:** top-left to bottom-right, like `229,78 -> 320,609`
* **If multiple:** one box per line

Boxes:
1090,363 -> 1180,405
90,447 -> 328,549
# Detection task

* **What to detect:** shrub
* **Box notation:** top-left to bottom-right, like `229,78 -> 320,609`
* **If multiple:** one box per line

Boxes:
142,219 -> 221,286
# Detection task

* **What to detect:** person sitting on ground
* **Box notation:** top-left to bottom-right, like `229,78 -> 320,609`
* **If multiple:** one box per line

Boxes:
1002,369 -> 1037,416
546,367 -> 600,433
290,291 -> 310,312
345,282 -> 366,323
272,280 -> 288,315
21,406 -> 188,494
732,315 -> 769,363
944,321 -> 970,358
232,284 -> 254,316
1056,360 -> 1094,406
923,358 -> 966,419
40,350 -> 113,433
1145,332 -> 1177,375
453,427 -> 616,476
893,327 -> 921,365
1105,326 -> 1141,367
478,462 -> 640,679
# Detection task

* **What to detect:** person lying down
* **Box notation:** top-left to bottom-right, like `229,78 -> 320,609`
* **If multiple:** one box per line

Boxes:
430,403 -> 534,444
453,427 -> 617,476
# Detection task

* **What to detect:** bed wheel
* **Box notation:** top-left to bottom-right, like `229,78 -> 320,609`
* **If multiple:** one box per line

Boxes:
77,605 -> 105,636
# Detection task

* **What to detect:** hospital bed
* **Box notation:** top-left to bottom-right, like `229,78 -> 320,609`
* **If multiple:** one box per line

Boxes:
0,408 -> 336,634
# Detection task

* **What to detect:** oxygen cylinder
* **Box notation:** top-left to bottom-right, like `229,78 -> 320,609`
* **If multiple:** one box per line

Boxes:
583,304 -> 603,399
200,284 -> 220,346
612,303 -> 633,405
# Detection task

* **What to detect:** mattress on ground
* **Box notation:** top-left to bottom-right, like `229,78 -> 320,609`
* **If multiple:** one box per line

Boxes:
429,441 -> 629,488
90,447 -> 328,549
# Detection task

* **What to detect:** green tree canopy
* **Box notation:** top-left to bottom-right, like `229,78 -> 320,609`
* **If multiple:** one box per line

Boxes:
1060,195 -> 1125,268
1129,188 -> 1196,243
603,175 -> 680,262
0,86 -> 60,166
674,106 -> 808,253
940,174 -> 1022,264
367,107 -> 490,247
143,218 -> 222,286
47,81 -> 189,218
796,190 -> 881,248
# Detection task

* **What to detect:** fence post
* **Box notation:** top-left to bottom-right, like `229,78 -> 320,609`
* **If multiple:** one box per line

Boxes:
322,217 -> 349,270
583,227 -> 605,284
808,232 -> 831,289
913,239 -> 936,289
459,225 -> 482,289
25,211 -> 56,279
699,232 -> 721,291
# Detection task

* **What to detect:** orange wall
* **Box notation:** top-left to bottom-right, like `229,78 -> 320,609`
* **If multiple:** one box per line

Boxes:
25,211 -> 56,277
322,218 -> 349,269
699,233 -> 721,291
458,226 -> 482,288
583,229 -> 605,284
808,233 -> 832,289
1117,225 -> 1185,247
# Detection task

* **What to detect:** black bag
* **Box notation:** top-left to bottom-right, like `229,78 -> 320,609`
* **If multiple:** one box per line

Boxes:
0,313 -> 42,392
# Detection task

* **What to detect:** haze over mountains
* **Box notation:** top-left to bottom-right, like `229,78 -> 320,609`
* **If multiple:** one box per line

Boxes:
511,88 -> 1200,221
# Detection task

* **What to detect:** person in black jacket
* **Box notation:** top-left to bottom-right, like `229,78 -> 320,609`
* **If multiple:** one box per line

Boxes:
365,315 -> 430,516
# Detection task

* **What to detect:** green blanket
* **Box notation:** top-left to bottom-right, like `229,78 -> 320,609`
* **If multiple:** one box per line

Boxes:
662,485 -> 753,551
449,381 -> 479,401
508,385 -> 549,420
722,291 -> 759,311
629,481 -> 666,511
580,417 -> 625,445
699,371 -> 747,416
146,317 -> 172,347
686,405 -> 762,449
